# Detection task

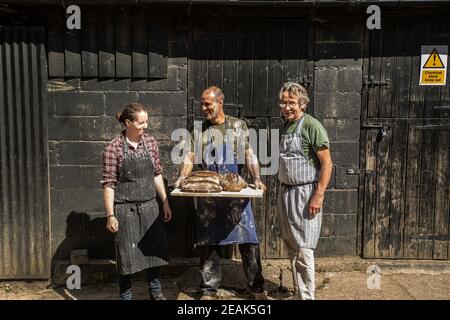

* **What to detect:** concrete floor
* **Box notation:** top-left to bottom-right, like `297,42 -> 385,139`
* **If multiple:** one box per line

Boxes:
1,258 -> 449,300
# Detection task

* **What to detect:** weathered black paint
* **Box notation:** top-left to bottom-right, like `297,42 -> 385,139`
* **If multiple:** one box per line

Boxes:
0,4 -> 449,280
0,26 -> 50,279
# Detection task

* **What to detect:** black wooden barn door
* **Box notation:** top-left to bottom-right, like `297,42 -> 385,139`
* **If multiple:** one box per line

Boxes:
361,16 -> 450,259
188,16 -> 313,258
0,26 -> 50,278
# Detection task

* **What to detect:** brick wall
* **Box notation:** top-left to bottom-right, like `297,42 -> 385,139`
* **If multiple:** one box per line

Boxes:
48,16 -> 190,260
314,18 -> 363,257
47,11 -> 365,261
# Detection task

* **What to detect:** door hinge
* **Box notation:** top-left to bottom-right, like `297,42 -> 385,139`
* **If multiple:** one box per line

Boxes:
364,76 -> 389,88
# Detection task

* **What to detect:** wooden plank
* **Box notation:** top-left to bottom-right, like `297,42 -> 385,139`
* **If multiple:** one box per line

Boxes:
81,10 -> 98,78
115,8 -> 131,78
170,187 -> 263,198
298,19 -> 310,90
98,9 -> 115,78
305,20 -> 315,116
237,18 -> 254,117
388,121 -> 407,258
47,8 -> 64,78
252,19 -> 268,116
366,27 -> 382,119
392,17 -> 412,118
432,128 -> 449,259
423,16 -> 443,119
359,24 -> 371,256
282,19 -> 299,84
408,18 -> 428,119
362,130 -> 377,258
148,10 -> 169,78
207,17 -> 223,88
189,16 -> 209,114
13,27 -> 27,274
222,17 -> 239,106
417,121 -> 438,259
374,125 -> 392,258
267,19 -> 283,117
404,122 -> 421,259
378,17 -> 395,118
131,9 -> 148,79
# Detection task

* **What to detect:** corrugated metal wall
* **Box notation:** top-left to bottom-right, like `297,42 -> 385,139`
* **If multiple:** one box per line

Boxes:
0,26 -> 50,279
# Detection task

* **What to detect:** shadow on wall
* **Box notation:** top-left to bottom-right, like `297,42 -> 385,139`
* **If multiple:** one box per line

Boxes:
51,211 -> 115,275
51,179 -> 199,277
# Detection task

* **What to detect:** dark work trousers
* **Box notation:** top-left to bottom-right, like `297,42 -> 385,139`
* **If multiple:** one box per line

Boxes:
118,267 -> 161,300
199,244 -> 265,295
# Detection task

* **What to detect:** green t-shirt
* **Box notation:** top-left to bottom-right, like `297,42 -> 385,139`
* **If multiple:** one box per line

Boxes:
189,115 -> 250,153
283,113 -> 330,169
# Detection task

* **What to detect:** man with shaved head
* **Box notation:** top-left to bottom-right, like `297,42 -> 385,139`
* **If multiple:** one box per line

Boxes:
176,86 -> 267,300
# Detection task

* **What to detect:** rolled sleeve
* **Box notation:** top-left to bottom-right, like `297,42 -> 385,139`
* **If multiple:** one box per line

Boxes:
102,143 -> 118,189
148,137 -> 163,176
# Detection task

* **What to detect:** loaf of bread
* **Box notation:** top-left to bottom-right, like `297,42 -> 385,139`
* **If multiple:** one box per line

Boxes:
180,170 -> 223,193
221,173 -> 248,192
180,170 -> 248,193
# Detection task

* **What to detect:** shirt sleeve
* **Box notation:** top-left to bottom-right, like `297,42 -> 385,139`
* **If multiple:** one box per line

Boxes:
102,142 -> 118,189
149,137 -> 163,176
233,118 -> 250,151
307,117 -> 330,151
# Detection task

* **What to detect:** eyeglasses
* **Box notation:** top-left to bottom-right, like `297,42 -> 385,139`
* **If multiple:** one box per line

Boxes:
279,102 -> 298,109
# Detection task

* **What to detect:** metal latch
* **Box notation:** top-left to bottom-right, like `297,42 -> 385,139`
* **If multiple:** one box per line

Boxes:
434,106 -> 450,111
415,124 -> 450,131
362,124 -> 390,138
364,76 -> 389,88
300,74 -> 312,88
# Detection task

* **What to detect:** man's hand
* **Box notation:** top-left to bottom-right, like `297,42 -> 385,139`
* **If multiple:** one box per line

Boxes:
308,191 -> 324,218
162,200 -> 172,222
254,178 -> 267,192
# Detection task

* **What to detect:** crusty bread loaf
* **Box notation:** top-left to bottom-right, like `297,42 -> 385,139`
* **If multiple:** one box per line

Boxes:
221,173 -> 247,192
180,170 -> 223,193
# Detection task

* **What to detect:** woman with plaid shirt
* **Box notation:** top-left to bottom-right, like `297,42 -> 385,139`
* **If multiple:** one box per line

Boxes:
102,102 -> 171,300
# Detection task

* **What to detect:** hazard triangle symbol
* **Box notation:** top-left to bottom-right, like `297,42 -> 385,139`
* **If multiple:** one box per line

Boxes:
423,49 -> 445,68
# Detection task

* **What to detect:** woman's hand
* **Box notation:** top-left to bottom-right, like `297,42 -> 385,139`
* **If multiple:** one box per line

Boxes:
162,200 -> 172,222
106,216 -> 119,233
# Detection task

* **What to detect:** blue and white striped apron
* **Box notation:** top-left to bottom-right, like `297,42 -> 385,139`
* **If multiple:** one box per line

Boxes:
277,115 -> 322,249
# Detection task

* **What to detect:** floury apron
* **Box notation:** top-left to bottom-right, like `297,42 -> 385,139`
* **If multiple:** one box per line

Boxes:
196,118 -> 259,246
114,136 -> 170,275
277,115 -> 322,249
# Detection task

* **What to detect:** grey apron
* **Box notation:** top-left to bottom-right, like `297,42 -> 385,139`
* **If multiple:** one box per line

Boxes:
113,135 -> 169,275
277,115 -> 322,249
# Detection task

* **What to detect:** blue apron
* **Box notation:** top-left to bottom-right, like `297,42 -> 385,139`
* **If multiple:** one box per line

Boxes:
195,119 -> 259,246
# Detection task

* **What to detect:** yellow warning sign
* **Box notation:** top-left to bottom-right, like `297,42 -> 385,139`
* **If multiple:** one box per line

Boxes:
423,49 -> 445,69
422,70 -> 445,83
420,45 -> 447,85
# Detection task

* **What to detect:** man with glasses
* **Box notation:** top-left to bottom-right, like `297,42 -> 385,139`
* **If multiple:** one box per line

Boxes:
175,86 -> 267,300
277,82 -> 333,300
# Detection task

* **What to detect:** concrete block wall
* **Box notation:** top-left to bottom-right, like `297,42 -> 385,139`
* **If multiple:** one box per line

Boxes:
47,11 -> 365,261
48,16 -> 190,261
313,17 -> 363,257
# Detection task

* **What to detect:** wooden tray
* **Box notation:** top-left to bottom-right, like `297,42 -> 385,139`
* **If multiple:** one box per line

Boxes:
170,187 -> 263,198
